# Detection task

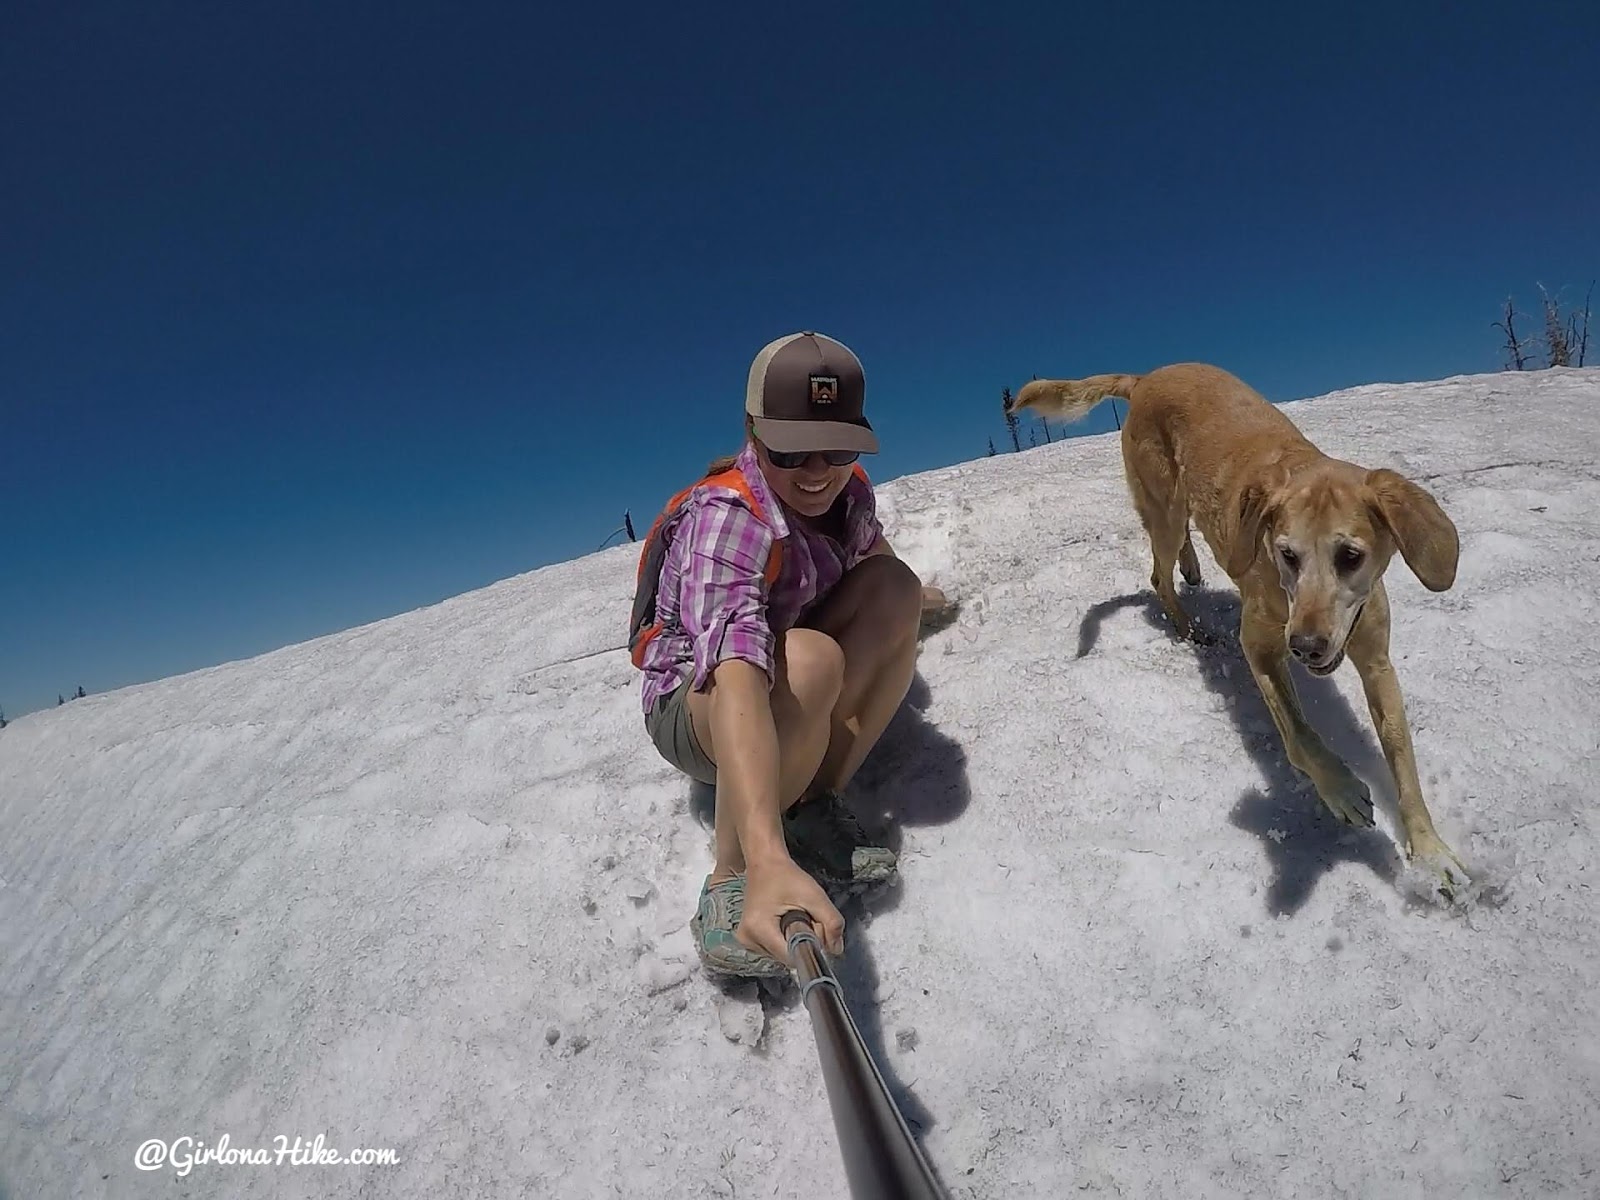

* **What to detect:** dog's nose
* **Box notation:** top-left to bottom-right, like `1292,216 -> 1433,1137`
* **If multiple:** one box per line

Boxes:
1289,633 -> 1330,662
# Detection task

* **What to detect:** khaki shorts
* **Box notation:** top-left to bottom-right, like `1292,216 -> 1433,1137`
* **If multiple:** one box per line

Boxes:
644,681 -> 717,784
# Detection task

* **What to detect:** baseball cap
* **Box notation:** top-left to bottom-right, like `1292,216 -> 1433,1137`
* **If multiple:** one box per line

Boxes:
745,331 -> 879,455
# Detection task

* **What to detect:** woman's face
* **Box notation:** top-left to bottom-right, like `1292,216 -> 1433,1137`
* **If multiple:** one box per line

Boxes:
756,441 -> 854,518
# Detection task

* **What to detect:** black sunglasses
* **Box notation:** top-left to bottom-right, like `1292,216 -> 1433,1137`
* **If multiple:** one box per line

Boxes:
764,447 -> 861,469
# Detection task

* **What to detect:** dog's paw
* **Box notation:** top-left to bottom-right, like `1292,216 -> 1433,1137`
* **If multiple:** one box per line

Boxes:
1317,773 -> 1374,828
1407,835 -> 1473,903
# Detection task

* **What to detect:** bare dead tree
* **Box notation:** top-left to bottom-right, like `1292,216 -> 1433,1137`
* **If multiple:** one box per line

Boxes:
1573,281 -> 1593,367
1494,297 -> 1532,370
1540,284 -> 1574,367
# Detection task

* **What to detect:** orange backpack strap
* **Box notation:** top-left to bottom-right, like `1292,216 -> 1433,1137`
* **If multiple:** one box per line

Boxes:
627,465 -> 783,668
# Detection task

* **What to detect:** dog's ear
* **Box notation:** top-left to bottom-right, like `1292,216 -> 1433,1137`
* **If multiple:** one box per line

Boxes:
1365,469 -> 1459,591
1226,466 -> 1287,578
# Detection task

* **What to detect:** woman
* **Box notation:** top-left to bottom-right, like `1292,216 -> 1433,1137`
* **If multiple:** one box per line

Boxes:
634,331 -> 944,978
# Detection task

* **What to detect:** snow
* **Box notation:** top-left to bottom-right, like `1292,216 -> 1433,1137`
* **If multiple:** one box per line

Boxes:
3,367 -> 1599,1198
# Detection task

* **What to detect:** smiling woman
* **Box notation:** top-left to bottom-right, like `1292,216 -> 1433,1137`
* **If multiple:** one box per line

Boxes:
626,331 -> 948,981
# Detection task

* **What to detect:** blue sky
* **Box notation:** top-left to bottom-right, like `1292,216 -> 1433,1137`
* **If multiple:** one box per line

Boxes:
2,1 -> 1596,718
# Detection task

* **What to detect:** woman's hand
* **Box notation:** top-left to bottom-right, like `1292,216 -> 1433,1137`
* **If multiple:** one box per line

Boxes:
738,853 -> 845,962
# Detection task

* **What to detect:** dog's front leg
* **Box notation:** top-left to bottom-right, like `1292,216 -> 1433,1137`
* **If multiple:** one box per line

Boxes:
1345,582 -> 1470,896
1240,601 -> 1375,827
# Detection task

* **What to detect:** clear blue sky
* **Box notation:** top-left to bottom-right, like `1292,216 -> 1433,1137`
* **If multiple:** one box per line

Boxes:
2,1 -> 1596,718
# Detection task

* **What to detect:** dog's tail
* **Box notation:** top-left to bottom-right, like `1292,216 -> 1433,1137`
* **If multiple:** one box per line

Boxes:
1007,373 -> 1141,424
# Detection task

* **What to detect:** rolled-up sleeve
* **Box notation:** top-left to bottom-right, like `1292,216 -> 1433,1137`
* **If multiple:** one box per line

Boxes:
676,492 -> 778,692
845,478 -> 885,566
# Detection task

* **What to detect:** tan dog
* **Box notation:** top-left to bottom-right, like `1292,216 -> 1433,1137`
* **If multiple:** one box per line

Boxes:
1009,362 -> 1469,898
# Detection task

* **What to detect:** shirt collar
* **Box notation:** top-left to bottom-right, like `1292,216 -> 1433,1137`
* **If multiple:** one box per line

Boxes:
736,440 -> 791,540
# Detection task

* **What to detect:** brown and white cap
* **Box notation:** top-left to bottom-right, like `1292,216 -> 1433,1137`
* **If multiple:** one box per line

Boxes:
745,331 -> 878,454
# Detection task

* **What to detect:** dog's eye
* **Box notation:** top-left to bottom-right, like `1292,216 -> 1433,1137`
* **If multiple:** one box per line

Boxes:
1336,545 -> 1365,571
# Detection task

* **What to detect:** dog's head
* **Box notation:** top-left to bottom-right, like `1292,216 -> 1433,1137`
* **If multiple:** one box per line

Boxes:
1230,462 -> 1459,675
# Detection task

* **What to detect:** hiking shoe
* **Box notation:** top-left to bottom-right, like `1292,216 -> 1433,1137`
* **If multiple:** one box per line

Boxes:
689,874 -> 790,980
783,790 -> 897,887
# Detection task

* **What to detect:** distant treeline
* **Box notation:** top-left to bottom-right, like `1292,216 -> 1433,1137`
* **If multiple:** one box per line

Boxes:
0,685 -> 88,728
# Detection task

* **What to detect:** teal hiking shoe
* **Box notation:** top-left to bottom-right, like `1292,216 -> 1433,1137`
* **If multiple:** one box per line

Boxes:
689,874 -> 790,979
783,790 -> 897,888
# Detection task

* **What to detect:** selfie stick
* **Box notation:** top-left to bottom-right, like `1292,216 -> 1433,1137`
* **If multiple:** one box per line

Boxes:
779,909 -> 949,1200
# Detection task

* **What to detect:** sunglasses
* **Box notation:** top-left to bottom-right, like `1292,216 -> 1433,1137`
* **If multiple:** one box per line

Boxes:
764,447 -> 861,469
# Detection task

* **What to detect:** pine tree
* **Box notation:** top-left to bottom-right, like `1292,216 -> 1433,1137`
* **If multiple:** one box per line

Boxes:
0,708 -> 7,729
58,694 -> 65,706
986,437 -> 997,457
1002,387 -> 1021,452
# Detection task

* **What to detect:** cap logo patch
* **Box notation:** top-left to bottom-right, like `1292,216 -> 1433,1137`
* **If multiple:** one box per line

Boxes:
809,375 -> 839,405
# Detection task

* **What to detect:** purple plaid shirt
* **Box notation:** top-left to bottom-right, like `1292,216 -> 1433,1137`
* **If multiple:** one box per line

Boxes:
638,441 -> 884,715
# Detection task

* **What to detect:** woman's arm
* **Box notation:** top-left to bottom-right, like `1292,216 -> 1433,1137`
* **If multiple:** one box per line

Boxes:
703,659 -> 786,859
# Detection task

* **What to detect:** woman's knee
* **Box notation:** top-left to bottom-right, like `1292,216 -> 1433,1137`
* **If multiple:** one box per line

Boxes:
850,554 -> 924,632
779,627 -> 846,710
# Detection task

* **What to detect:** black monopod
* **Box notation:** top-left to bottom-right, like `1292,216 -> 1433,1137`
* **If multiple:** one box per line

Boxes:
779,910 -> 950,1200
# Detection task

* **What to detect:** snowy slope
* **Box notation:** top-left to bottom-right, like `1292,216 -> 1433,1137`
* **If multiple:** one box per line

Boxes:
3,367 -> 1598,1199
